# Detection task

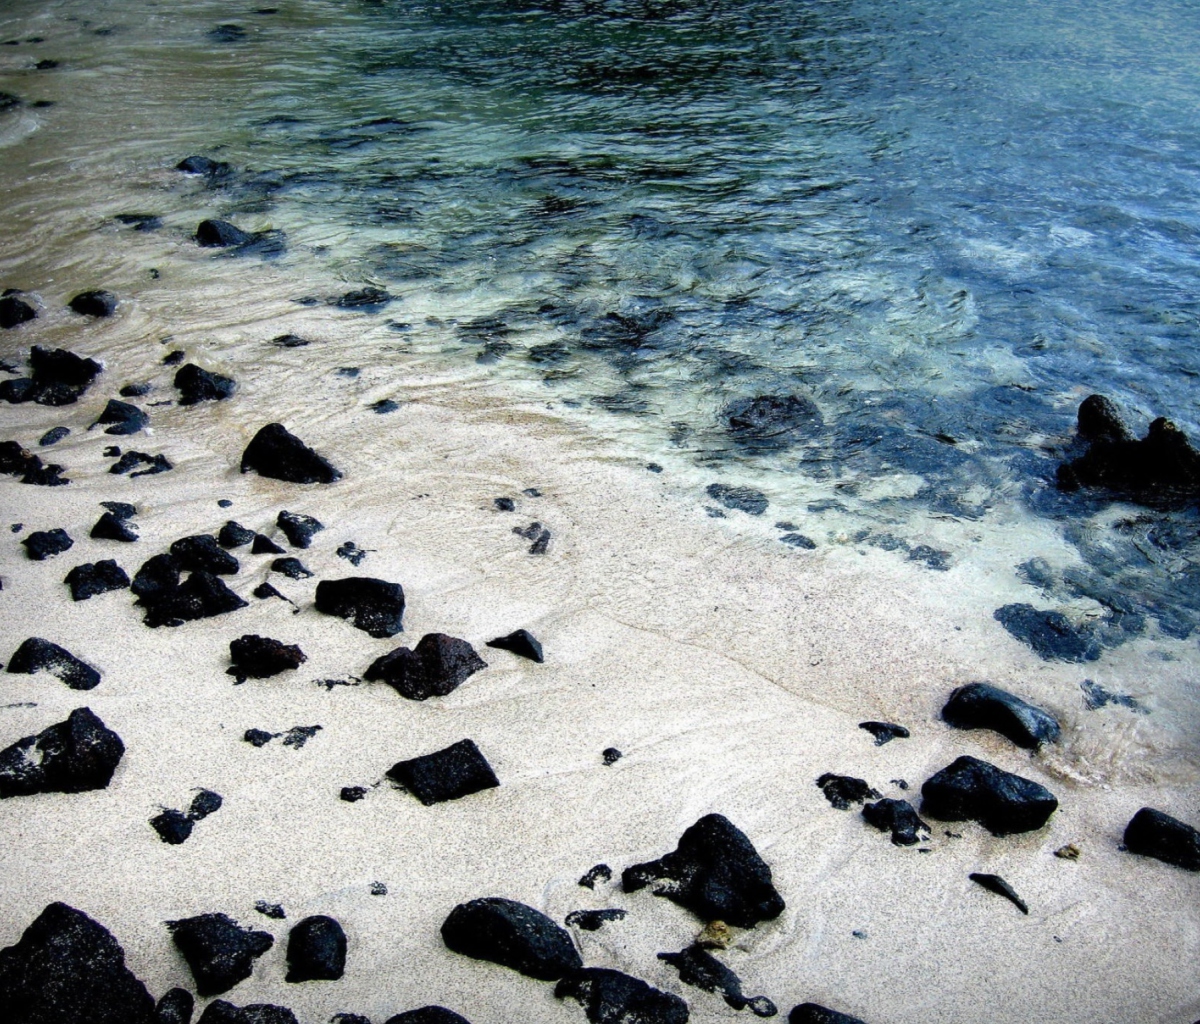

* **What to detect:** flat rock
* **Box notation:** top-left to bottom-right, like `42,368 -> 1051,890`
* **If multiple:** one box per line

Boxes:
285,915 -> 346,982
861,799 -> 930,846
555,968 -> 689,1024
170,535 -> 240,575
858,721 -> 909,745
38,425 -> 69,446
622,813 -> 785,928
140,571 -> 248,628
22,527 -> 73,560
564,909 -> 626,931
111,450 -> 172,476
485,629 -> 543,663
175,364 -> 236,404
0,294 -> 36,328
0,902 -> 155,1024
658,944 -> 776,1016
725,393 -> 823,449
706,483 -> 768,516
167,913 -> 274,997
65,559 -> 130,600
68,290 -> 118,317
364,633 -> 486,700
1123,807 -> 1200,871
994,603 -> 1099,662
91,511 -> 139,542
276,510 -> 323,548
241,423 -> 341,484
441,897 -> 581,981
315,577 -> 405,637
968,872 -> 1028,914
816,774 -> 880,810
788,1005 -> 867,1024
942,682 -> 1060,750
228,635 -> 306,681
383,1009 -> 472,1024
155,987 -> 195,1024
219,521 -> 255,548
93,399 -> 148,435
0,707 -> 125,797
387,738 -> 499,805
7,637 -> 100,690
920,755 -> 1058,835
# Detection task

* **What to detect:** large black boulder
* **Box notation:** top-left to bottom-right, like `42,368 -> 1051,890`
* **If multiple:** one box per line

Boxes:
175,364 -> 236,405
441,897 -> 581,981
69,291 -> 118,318
140,571 -> 248,628
725,394 -> 823,449
788,1005 -> 867,1024
920,755 -> 1058,835
227,635 -> 306,681
942,682 -> 1060,750
7,637 -> 100,690
241,423 -> 341,484
1123,807 -> 1200,871
167,914 -> 274,998
658,944 -> 776,1016
131,553 -> 182,601
170,535 -> 240,575
384,1009 -> 472,1024
0,902 -> 155,1024
364,633 -> 486,700
993,604 -> 1099,662
285,915 -> 346,982
22,527 -> 73,560
622,813 -> 785,928
555,967 -> 689,1024
0,707 -> 125,797
0,294 -> 36,328
276,510 -> 323,548
315,577 -> 405,637
64,560 -> 130,601
387,738 -> 499,805
93,399 -> 148,435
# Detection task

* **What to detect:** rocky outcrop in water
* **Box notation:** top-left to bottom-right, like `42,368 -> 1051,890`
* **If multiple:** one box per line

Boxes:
1122,807 -> 1200,871
69,290 -> 118,317
0,707 -> 125,797
941,682 -> 1060,750
364,633 -> 486,700
387,738 -> 499,805
920,755 -> 1058,835
442,897 -> 581,980
0,292 -> 36,328
241,423 -> 341,484
993,603 -> 1099,662
7,637 -> 100,690
555,968 -> 689,1024
168,913 -> 274,997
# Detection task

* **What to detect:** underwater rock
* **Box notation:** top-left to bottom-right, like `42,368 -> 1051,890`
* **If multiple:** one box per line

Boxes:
335,287 -> 391,311
485,629 -> 543,663
387,738 -> 499,805
68,290 -> 118,318
658,944 -> 776,1017
170,535 -> 240,575
285,915 -> 346,982
942,682 -> 1060,750
725,394 -> 823,449
115,213 -> 162,232
555,968 -> 689,1024
276,510 -> 323,548
176,155 -> 231,178
315,577 -> 405,636
7,637 -> 100,690
227,635 -> 307,681
861,799 -> 930,846
364,633 -> 486,700
0,707 -> 125,797
175,364 -> 236,405
565,909 -> 627,931
93,399 -> 148,435
706,483 -> 768,516
993,604 -> 1099,662
816,774 -> 881,810
140,571 -> 248,628
788,1004 -> 867,1024
623,813 -> 785,928
195,219 -> 252,247
155,987 -> 195,1024
858,721 -> 909,745
383,1010 -> 472,1024
968,873 -> 1028,914
91,511 -> 138,543
441,897 -> 581,981
65,559 -> 130,600
241,423 -> 342,484
219,521 -> 255,548
1122,807 -> 1200,871
0,294 -> 36,328
22,527 -> 72,560
920,755 -> 1058,835
168,913 -> 274,997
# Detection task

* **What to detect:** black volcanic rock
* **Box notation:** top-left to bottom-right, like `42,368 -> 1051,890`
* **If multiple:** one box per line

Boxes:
7,637 -> 100,690
994,604 -> 1098,662
219,521 -> 255,548
150,808 -> 194,845
622,813 -> 785,928
93,399 -> 148,435
167,914 -> 274,997
968,873 -> 1028,914
564,909 -> 626,931
140,571 -> 248,628
0,707 -> 125,797
228,635 -> 306,681
115,213 -> 163,232
861,799 -> 930,846
155,987 -> 195,1024
555,968 -> 689,1024
364,633 -> 486,700
0,902 -> 155,1024
111,451 -> 173,476
335,287 -> 391,311
942,682 -> 1061,750
387,738 -> 499,805
131,553 -> 182,601
22,527 -> 73,560
170,535 -> 239,575
69,290 -> 118,318
858,721 -> 909,746
285,915 -> 346,982
176,155 -> 231,177
788,1004 -> 866,1024
65,559 -> 130,600
441,897 -> 581,981
2,345 -> 103,405
175,364 -> 236,405
578,864 -> 612,889
197,1001 -> 298,1024
485,629 -> 543,663
816,774 -> 880,810
0,294 -> 36,328
91,511 -> 139,542
383,1009 -> 472,1024
658,944 -> 776,1016
920,755 -> 1058,835
315,577 -> 405,636
270,557 -> 312,579
1123,807 -> 1200,871
253,535 -> 286,555
706,483 -> 768,516
195,220 -> 252,247
38,425 -> 69,446
1076,394 -> 1132,443
276,510 -> 323,548
725,393 -> 823,449
241,423 -> 341,484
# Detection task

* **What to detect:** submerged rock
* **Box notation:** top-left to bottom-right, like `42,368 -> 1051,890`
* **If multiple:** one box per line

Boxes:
920,755 -> 1058,835
227,635 -> 307,681
788,1005 -> 867,1024
315,577 -> 405,636
942,682 -> 1060,750
195,219 -> 252,247
241,423 -> 341,484
861,799 -> 930,847
286,915 -> 346,982
68,290 -> 118,318
335,287 -> 391,311
276,510 -> 323,548
22,527 -> 73,560
0,293 -> 36,328
65,559 -> 130,601
706,483 -> 768,516
93,399 -> 148,435
364,633 -> 486,700
968,872 -> 1028,914
858,721 -> 909,746
387,738 -> 499,805
115,213 -> 163,232
485,629 -> 544,663
167,913 -> 274,997
658,944 -> 776,1017
1122,807 -> 1200,871
170,535 -> 239,575
816,774 -> 881,810
725,393 -> 822,449
0,707 -> 125,797
994,604 -> 1099,662
7,637 -> 100,690
555,968 -> 689,1024
175,363 -> 236,405
441,897 -> 581,981
140,571 -> 249,628
176,155 -> 231,177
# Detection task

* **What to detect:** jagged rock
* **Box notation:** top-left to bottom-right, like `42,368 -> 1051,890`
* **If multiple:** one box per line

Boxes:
555,968 -> 689,1024
131,553 -> 181,600
111,451 -> 173,476
706,483 -> 768,516
920,755 -> 1058,835
176,155 -> 231,177
219,521 -> 255,548
140,571 -> 248,628
271,334 -> 310,348
38,425 -> 69,446
7,637 -> 100,690
170,535 -> 239,575
195,220 -> 252,247
622,813 -> 785,928
364,633 -> 486,700
241,423 -> 341,484
968,873 -> 1028,914
658,944 -> 776,1016
270,557 -> 311,579
150,808 -> 194,845
100,500 -> 137,519
1,346 -> 103,405
21,527 -> 72,560
858,722 -> 909,745
494,497 -> 515,511
255,902 -> 286,920
175,364 -> 236,405
942,682 -> 1061,750
816,774 -> 880,810
861,799 -> 930,846
227,635 -> 306,681
383,1009 -> 471,1024
788,1005 -> 866,1024
315,577 -> 405,637
20,458 -> 69,485
340,786 -> 367,802
252,535 -> 285,555
725,394 -> 822,449
276,510 -> 323,548
441,897 -> 581,980
578,864 -> 611,889
65,559 -> 130,600
1123,807 -> 1200,871
167,914 -> 274,997
0,902 -> 155,1023
244,729 -> 277,747
0,707 -> 125,797
0,294 -> 36,328
565,909 -> 626,931
190,789 -> 222,819
93,399 -> 148,435
285,915 -> 345,982
994,604 -> 1099,662
387,738 -> 499,805
91,511 -> 139,542
69,290 -> 118,317
155,987 -> 195,1024
485,629 -> 543,663
163,351 -> 185,366
197,1002 -> 297,1024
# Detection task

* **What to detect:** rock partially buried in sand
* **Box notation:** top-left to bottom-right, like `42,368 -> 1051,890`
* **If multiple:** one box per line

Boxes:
858,721 -> 909,745
7,636 -> 100,690
0,293 -> 36,328
920,755 -> 1058,836
555,967 -> 689,1024
315,577 -> 405,637
91,510 -> 139,542
993,603 -> 1099,662
175,363 -> 236,404
658,944 -> 776,1016
1122,807 -> 1200,871
788,1004 -> 867,1024
441,897 -> 581,981
131,553 -> 181,600
565,909 -> 627,931
227,635 -> 307,681
64,559 -> 130,601
253,535 -> 286,555
816,774 -> 881,810
22,526 -> 73,560
364,633 -> 486,700
276,510 -> 323,548
0,902 -> 156,1024
196,1000 -> 298,1024
93,398 -> 148,435
0,707 -> 125,797
968,872 -> 1028,914
485,628 -> 544,663
68,290 -> 118,317
241,423 -> 342,484
285,915 -> 346,982
156,987 -> 195,1024
942,682 -> 1061,750
168,913 -> 274,997
170,535 -> 240,575
623,813 -> 785,928
140,570 -> 249,628
383,1007 -> 473,1024
387,738 -> 499,805
861,799 -> 930,847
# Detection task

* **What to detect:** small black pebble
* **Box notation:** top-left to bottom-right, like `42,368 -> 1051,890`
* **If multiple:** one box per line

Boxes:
578,864 -> 612,889
218,499 -> 233,508
255,901 -> 287,920
523,487 -> 542,497
646,463 -> 663,473
340,786 -> 367,802
602,747 -> 622,766
369,881 -> 387,895
494,497 -> 515,511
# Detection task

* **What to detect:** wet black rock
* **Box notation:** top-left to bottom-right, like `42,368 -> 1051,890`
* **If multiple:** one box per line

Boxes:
942,682 -> 1061,750
788,1004 -> 867,1024
241,423 -> 341,484
111,450 -> 173,476
315,577 -> 405,636
0,902 -> 156,1023
7,637 -> 100,690
0,707 -> 125,797
335,287 -> 391,311
170,535 -> 240,575
285,915 -> 346,982
196,220 -> 253,247
441,897 -> 581,981
725,394 -> 823,449
858,721 -> 909,745
69,290 -> 118,318
219,521 -> 255,549
227,635 -> 306,681
861,799 -> 930,847
156,987 -> 195,1024
994,603 -> 1098,662
93,399 -> 148,435
65,559 -> 130,600
91,511 -> 139,542
0,294 -> 36,328
658,944 -> 776,1016
252,535 -> 286,555
151,808 -> 195,845
579,864 -> 612,889
816,774 -> 881,810
271,334 -> 310,348
383,1009 -> 472,1024
277,510 -> 323,548
565,909 -> 627,931
197,1002 -> 297,1024
175,364 -> 236,405
968,872 -> 1028,914
555,968 -> 689,1024
364,633 -> 486,700
22,527 -> 72,560
623,813 -> 785,928
1122,807 -> 1200,871
920,755 -> 1058,835
387,738 -> 499,805
2,345 -> 104,405
176,155 -> 231,178
115,213 -> 163,232
140,571 -> 249,628
602,747 -> 622,766
131,553 -> 181,600
271,557 -> 312,579
167,913 -> 274,997
38,425 -> 69,446
485,629 -> 543,663
340,785 -> 367,802
706,483 -> 768,516
494,497 -> 515,511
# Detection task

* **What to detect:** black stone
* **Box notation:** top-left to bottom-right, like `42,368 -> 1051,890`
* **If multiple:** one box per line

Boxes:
176,155 -> 231,177
0,294 -> 36,328
38,425 -> 69,446
0,902 -> 155,1023
197,1002 -> 297,1024
335,287 -> 391,311
725,394 -> 823,449
175,364 -> 236,405
968,873 -> 1028,914
555,968 -> 688,1024
241,423 -> 341,484
788,1004 -> 866,1024
208,24 -> 247,43
994,604 -> 1099,662
858,722 -> 909,746
21,457 -> 70,486
0,438 -> 33,474
441,897 -> 580,981
780,533 -> 816,549
942,682 -> 1061,750
22,527 -> 72,560
228,635 -> 307,680
920,755 -> 1058,835
387,738 -> 499,805
364,633 -> 486,700
131,553 -> 181,600
383,1009 -> 472,1024
252,582 -> 288,602
861,799 -> 930,846
0,707 -> 125,797
564,909 -> 626,931
370,399 -> 399,414
1076,394 -> 1132,443
271,334 -> 310,348
315,577 -> 405,636
170,535 -> 240,575
92,511 -> 139,542
115,213 -> 163,232
658,943 -> 776,1016
0,377 -> 34,402
167,913 -> 274,997
528,526 -> 551,554
68,290 -> 118,317
151,808 -> 194,845
65,559 -> 130,600
189,789 -> 222,819
285,915 -> 346,982
93,399 -> 148,435
255,902 -> 286,920
111,451 -> 173,476
494,497 -> 515,511
155,987 -> 195,1024
485,629 -> 543,663
336,541 -> 367,565
163,350 -> 186,366
7,637 -> 100,690
120,382 -> 152,397
578,864 -> 611,889
219,521 -> 255,549
1122,807 -> 1200,871
3,345 -> 104,405
602,747 -> 623,765
100,501 -> 136,519
276,510 -> 324,548
622,813 -> 785,928
252,535 -> 286,555
340,785 -> 367,802
706,483 -> 768,516
140,571 -> 248,628
196,220 -> 253,248
244,729 -> 277,747
816,774 -> 881,810
271,557 -> 312,579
